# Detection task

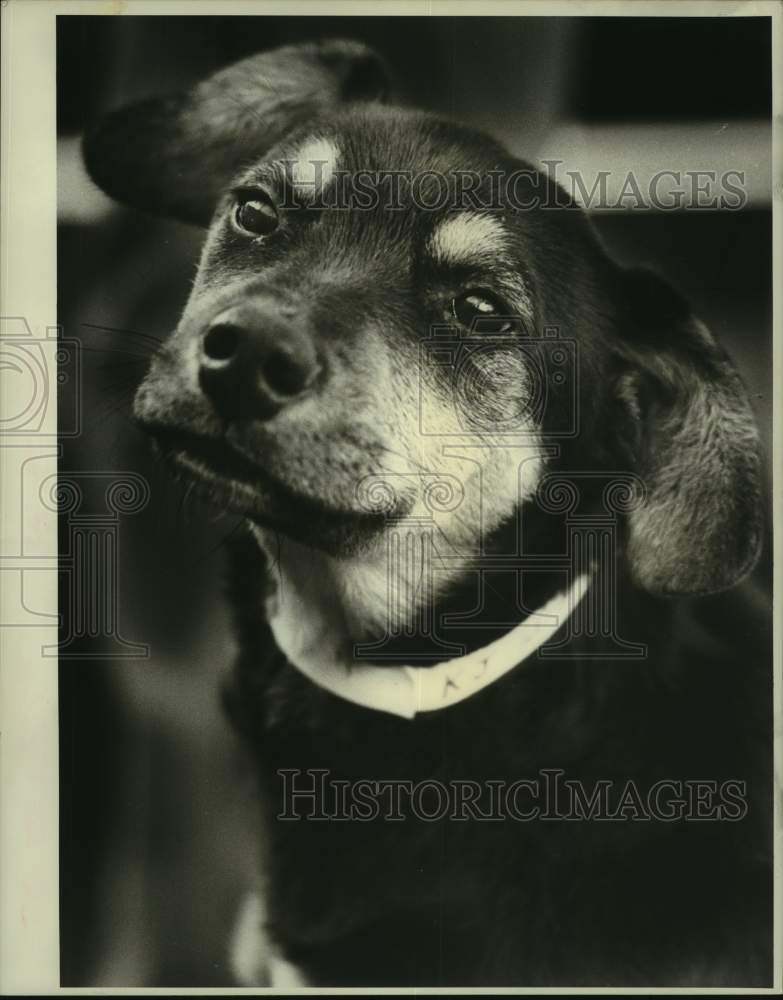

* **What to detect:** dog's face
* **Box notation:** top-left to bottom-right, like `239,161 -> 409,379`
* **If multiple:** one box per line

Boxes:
131,107 -> 591,553
85,39 -> 762,597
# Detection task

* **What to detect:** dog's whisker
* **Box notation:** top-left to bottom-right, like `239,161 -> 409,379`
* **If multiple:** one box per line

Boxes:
80,320 -> 164,351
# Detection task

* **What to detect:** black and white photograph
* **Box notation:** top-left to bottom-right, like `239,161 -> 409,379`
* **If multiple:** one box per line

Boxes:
0,0 -> 779,992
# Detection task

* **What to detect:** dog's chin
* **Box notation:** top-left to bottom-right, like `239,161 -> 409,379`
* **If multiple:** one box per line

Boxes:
149,428 -> 391,554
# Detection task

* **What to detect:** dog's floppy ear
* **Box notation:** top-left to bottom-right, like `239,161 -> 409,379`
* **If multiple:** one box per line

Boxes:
83,39 -> 390,226
613,268 -> 762,597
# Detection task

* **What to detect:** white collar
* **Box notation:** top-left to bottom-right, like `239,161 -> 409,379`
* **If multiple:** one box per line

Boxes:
267,573 -> 591,719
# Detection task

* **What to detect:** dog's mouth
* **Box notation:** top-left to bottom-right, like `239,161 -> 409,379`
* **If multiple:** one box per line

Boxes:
146,424 -> 388,546
152,427 -> 266,490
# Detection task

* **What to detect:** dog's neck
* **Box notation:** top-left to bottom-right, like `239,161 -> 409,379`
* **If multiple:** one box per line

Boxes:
252,528 -> 387,663
250,514 -> 566,666
248,520 -> 590,718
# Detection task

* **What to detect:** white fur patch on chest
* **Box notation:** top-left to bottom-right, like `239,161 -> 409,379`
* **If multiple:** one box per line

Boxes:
231,891 -> 309,988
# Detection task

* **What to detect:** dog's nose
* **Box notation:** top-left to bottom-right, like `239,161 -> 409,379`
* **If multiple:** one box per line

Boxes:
198,305 -> 320,420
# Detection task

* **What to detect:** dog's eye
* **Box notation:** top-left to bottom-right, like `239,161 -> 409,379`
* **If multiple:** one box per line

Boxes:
452,291 -> 517,334
233,193 -> 278,237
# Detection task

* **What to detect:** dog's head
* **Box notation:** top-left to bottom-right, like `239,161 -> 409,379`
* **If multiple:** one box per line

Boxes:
84,39 -> 762,597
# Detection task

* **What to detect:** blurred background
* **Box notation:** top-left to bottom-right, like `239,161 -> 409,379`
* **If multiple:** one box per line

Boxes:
57,14 -> 773,986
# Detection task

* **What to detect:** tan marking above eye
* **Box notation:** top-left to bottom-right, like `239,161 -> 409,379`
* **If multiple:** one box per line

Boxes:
427,213 -> 510,266
286,137 -> 340,198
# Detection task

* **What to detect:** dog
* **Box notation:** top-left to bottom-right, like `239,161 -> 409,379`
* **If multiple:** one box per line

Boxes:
83,39 -> 772,987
